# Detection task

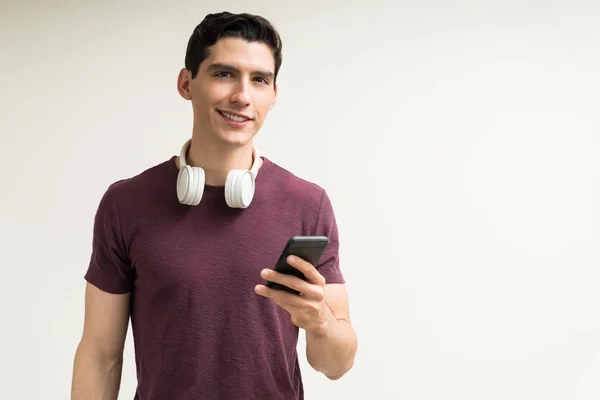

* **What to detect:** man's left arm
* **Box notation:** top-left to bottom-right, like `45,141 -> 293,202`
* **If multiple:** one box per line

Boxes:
255,255 -> 358,380
305,282 -> 357,379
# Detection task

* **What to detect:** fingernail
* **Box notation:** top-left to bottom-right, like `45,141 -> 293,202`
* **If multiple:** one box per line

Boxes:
288,255 -> 295,263
261,269 -> 269,278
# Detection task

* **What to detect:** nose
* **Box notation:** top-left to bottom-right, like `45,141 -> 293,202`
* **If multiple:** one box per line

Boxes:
230,81 -> 251,106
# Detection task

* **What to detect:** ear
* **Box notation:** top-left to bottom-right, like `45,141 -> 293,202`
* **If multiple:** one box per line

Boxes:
269,84 -> 278,111
177,68 -> 193,101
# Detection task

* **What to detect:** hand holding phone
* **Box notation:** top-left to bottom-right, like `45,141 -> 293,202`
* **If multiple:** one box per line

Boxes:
265,236 -> 329,294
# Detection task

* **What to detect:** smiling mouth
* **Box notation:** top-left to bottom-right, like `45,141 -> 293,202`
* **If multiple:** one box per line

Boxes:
217,110 -> 252,123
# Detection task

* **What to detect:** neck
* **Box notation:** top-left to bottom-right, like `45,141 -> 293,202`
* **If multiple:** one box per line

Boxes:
177,136 -> 260,186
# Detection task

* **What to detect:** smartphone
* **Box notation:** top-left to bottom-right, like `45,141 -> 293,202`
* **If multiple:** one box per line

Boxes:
265,236 -> 329,294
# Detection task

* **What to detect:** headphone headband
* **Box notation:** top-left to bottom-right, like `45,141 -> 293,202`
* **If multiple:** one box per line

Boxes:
179,139 -> 260,177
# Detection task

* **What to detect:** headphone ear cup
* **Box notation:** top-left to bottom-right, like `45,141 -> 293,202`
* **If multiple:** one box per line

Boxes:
177,165 -> 205,205
225,169 -> 255,208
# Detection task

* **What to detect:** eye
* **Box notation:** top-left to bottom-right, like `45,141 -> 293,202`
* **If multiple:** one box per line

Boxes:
254,77 -> 269,85
215,71 -> 232,78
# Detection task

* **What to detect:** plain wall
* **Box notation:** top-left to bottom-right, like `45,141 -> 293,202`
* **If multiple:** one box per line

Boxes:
1,0 -> 599,399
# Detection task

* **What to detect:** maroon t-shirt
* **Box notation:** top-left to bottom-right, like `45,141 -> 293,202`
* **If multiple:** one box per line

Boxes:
84,155 -> 345,400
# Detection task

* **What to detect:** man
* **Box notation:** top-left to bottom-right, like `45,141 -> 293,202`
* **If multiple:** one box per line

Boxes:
71,11 -> 357,400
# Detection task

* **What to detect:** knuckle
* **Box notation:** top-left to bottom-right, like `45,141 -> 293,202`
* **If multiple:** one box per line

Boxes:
312,289 -> 324,302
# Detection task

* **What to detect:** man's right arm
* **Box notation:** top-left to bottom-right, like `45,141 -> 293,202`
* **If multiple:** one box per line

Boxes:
71,282 -> 130,400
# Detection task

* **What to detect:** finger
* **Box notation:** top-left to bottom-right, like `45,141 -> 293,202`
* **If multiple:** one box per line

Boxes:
287,255 -> 326,286
261,269 -> 312,294
255,284 -> 305,308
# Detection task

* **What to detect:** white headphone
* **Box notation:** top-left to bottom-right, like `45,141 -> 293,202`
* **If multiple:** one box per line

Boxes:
176,139 -> 261,209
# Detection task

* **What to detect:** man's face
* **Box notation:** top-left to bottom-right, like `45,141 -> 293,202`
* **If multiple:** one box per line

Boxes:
179,37 -> 278,148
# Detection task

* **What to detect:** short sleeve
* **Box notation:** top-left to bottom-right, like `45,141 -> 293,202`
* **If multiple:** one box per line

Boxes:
312,190 -> 345,285
84,185 -> 134,294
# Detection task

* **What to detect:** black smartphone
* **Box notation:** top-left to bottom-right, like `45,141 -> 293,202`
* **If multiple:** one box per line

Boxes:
265,236 -> 329,294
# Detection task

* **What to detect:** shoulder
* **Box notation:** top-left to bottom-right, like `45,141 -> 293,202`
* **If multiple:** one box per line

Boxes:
261,157 -> 327,203
100,156 -> 176,208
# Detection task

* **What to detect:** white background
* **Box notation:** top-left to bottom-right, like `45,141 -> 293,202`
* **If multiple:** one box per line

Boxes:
1,0 -> 599,399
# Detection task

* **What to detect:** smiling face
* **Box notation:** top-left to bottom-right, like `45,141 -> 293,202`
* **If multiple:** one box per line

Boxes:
177,37 -> 278,148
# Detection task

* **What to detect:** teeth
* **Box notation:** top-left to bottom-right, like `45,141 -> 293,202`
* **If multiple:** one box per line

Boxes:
221,111 -> 248,123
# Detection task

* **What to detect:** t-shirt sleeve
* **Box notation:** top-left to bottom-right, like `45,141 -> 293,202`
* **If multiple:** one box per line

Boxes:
312,189 -> 345,285
84,185 -> 134,294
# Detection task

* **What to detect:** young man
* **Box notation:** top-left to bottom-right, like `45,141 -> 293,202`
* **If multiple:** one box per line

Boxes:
71,12 -> 357,400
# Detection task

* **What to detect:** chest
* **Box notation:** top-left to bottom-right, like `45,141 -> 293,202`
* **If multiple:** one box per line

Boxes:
126,200 -> 303,296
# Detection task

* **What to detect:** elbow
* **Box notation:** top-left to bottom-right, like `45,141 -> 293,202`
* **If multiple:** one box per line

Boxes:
326,372 -> 345,380
326,336 -> 358,380
325,359 -> 355,381
75,339 -> 124,366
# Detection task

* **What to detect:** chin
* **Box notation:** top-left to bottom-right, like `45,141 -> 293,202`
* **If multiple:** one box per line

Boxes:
218,131 -> 257,148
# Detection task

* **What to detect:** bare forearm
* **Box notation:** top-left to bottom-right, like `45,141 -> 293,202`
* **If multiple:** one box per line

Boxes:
306,307 -> 357,379
71,345 -> 123,400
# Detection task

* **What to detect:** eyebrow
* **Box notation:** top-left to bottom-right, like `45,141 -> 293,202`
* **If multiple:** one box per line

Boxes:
206,63 -> 274,78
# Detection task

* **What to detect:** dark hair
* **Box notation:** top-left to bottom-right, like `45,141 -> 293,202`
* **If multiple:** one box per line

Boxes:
185,12 -> 283,85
